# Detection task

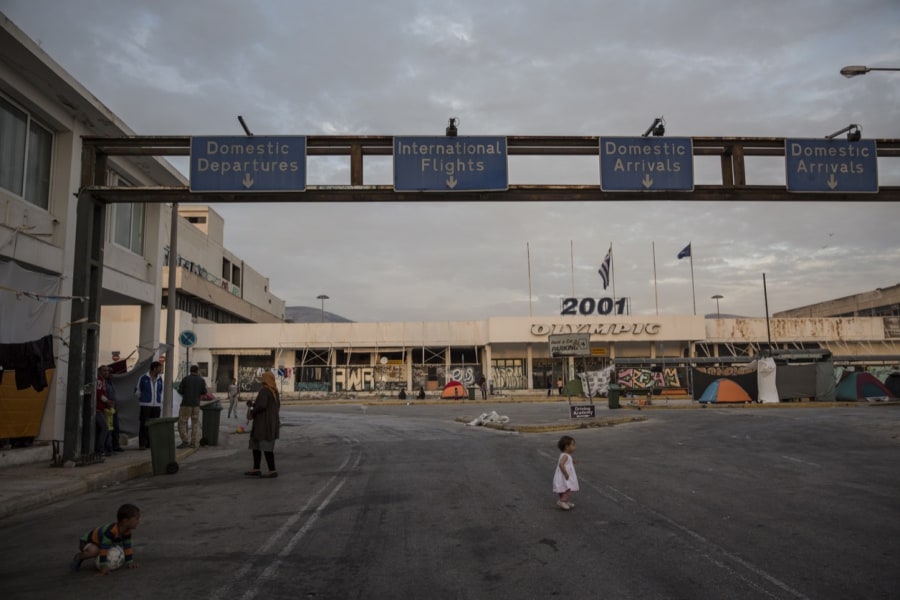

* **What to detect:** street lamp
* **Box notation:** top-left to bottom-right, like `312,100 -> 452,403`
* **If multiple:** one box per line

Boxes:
840,65 -> 900,78
711,294 -> 723,318
316,294 -> 329,322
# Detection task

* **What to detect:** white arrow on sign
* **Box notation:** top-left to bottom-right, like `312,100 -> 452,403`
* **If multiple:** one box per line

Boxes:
446,175 -> 458,189
642,174 -> 654,189
827,174 -> 838,190
242,173 -> 254,189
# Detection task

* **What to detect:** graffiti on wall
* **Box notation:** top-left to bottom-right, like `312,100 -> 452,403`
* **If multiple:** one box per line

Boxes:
695,365 -> 754,377
491,365 -> 527,390
237,366 -> 263,393
617,367 -> 681,389
441,365 -> 477,386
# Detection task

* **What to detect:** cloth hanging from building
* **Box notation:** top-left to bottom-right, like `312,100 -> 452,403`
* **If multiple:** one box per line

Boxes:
0,334 -> 55,391
0,260 -> 60,344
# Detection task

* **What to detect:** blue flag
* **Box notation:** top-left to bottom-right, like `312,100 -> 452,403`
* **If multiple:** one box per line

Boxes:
598,247 -> 612,289
677,243 -> 691,260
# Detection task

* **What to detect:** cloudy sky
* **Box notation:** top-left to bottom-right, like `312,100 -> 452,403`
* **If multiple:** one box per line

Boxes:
4,1 -> 899,321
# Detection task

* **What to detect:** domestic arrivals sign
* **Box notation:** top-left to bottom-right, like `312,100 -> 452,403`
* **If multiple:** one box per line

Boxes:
600,137 -> 694,191
393,136 -> 508,191
190,136 -> 306,192
785,139 -> 878,193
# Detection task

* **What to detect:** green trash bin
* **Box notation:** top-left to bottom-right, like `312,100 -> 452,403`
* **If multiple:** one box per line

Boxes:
607,384 -> 622,409
200,400 -> 223,446
146,416 -> 179,475
467,387 -> 477,401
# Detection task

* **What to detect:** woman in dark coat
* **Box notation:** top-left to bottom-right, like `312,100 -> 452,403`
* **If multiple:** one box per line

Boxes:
245,370 -> 281,478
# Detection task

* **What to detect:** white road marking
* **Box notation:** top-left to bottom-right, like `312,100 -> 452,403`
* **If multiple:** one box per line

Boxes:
210,437 -> 361,600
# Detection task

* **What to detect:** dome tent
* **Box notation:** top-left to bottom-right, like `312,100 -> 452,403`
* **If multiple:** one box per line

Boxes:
698,378 -> 753,403
835,372 -> 893,401
440,380 -> 468,400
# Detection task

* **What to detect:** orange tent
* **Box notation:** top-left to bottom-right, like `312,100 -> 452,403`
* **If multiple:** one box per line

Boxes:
440,380 -> 467,400
698,378 -> 752,403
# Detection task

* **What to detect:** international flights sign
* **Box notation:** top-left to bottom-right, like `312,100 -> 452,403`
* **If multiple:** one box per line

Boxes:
393,136 -> 508,192
600,137 -> 694,191
784,139 -> 878,193
190,136 -> 306,192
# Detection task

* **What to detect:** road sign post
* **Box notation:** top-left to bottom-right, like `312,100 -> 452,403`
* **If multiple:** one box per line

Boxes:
190,136 -> 306,192
600,137 -> 694,191
785,139 -> 878,193
393,136 -> 508,191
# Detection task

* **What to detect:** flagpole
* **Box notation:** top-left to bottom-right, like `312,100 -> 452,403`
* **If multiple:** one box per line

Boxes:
526,242 -> 533,317
610,243 -> 616,308
690,251 -> 696,316
652,241 -> 659,315
570,240 -> 575,297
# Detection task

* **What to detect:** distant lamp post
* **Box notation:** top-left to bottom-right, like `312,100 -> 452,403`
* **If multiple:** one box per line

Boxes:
316,294 -> 329,322
840,65 -> 900,78
712,294 -> 724,318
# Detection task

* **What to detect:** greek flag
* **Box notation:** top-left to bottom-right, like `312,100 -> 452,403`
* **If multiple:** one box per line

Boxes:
598,247 -> 612,289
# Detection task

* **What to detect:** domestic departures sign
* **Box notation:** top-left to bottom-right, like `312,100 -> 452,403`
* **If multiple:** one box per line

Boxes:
190,136 -> 307,192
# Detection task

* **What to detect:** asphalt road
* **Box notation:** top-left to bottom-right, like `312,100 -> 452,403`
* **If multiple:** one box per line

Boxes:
1,403 -> 898,599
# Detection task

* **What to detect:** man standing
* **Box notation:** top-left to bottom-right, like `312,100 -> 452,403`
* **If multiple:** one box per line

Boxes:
137,361 -> 163,450
177,364 -> 207,449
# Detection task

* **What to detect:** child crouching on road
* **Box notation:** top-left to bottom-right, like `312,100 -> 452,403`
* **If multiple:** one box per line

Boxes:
70,503 -> 140,574
552,436 -> 579,510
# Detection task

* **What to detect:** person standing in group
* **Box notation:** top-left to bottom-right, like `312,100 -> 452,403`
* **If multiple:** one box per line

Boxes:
94,366 -> 113,456
100,365 -> 124,452
245,370 -> 281,478
137,361 -> 163,450
226,378 -> 240,419
557,377 -> 564,396
552,435 -> 579,510
177,364 -> 207,449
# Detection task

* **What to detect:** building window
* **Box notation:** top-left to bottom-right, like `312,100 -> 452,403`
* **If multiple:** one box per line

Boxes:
187,216 -> 206,224
109,172 -> 144,254
232,265 -> 241,288
0,96 -> 53,210
222,258 -> 231,281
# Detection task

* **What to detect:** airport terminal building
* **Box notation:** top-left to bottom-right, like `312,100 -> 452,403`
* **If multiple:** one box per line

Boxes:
191,312 -> 900,398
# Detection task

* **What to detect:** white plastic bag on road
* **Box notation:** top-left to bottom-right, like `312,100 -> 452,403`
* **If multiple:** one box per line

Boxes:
467,410 -> 510,426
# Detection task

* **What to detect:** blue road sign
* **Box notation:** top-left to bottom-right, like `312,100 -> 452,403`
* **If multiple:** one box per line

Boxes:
179,330 -> 197,347
785,139 -> 878,193
600,137 -> 694,191
393,136 -> 508,192
190,136 -> 306,192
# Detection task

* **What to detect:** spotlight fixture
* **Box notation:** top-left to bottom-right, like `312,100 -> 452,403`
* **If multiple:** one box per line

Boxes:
238,115 -> 254,137
824,124 -> 862,142
445,117 -> 459,137
642,117 -> 665,137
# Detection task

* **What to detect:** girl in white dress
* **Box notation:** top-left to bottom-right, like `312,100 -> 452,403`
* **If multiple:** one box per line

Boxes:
552,435 -> 579,510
